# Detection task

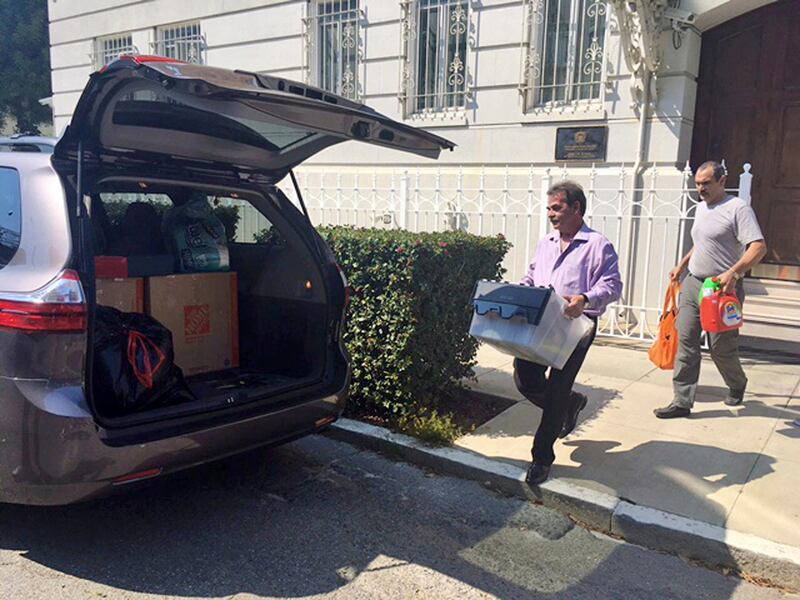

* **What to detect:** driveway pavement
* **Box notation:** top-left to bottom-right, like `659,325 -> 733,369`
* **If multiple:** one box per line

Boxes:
1,435 -> 793,599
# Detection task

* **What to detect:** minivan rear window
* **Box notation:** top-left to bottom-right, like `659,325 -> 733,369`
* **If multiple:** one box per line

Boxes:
111,90 -> 322,153
0,167 -> 22,269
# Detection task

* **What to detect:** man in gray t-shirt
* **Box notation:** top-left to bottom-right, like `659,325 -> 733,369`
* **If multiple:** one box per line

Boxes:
655,161 -> 767,419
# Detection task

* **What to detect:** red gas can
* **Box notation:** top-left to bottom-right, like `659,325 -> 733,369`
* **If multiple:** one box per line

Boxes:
699,278 -> 743,333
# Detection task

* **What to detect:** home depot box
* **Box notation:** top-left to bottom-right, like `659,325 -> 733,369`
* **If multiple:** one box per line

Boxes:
146,272 -> 239,375
96,278 -> 144,313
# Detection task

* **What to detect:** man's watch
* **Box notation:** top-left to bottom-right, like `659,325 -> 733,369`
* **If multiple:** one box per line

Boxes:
581,294 -> 590,308
730,271 -> 741,281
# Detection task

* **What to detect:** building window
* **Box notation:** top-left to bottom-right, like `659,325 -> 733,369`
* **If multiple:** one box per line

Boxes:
154,22 -> 206,64
400,0 -> 469,115
522,0 -> 607,109
93,34 -> 137,69
304,0 -> 362,100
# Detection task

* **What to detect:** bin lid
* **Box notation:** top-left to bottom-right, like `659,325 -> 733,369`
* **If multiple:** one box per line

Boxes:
473,284 -> 552,326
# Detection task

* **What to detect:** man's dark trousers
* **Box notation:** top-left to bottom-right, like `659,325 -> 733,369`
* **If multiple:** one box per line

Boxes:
513,319 -> 598,466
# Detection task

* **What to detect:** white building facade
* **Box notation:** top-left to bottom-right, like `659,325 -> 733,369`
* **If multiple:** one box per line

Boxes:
48,0 -> 715,165
48,0 -> 800,343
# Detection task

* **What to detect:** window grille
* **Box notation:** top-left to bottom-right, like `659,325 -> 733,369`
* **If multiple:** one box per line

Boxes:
154,22 -> 206,64
93,34 -> 137,69
400,0 -> 469,115
521,0 -> 607,110
304,0 -> 362,100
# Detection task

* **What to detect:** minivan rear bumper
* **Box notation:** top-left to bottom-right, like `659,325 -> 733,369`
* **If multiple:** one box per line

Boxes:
0,376 -> 347,505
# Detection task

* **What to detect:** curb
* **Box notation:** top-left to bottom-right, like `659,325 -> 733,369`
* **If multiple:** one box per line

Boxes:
327,418 -> 800,592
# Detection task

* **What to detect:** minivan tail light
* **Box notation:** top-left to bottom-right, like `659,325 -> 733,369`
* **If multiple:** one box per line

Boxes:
0,270 -> 87,333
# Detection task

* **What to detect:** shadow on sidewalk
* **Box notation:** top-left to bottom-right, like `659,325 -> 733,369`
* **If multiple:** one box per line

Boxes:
690,389 -> 799,424
558,439 -> 775,525
775,422 -> 800,439
468,380 -> 621,441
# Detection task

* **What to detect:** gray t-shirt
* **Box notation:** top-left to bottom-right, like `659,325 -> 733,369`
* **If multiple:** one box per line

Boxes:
688,195 -> 764,278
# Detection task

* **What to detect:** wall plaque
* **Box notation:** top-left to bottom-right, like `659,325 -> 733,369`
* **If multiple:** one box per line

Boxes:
555,126 -> 608,161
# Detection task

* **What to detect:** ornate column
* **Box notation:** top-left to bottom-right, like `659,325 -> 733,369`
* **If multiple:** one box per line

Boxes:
609,0 -> 667,108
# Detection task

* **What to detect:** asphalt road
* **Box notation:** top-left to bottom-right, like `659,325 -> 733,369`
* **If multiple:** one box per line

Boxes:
0,435 -> 795,600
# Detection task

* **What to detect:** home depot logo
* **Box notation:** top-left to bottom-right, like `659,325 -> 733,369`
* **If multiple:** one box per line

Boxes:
184,304 -> 211,342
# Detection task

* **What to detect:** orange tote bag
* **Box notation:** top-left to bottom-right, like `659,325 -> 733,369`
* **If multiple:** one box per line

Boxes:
648,282 -> 680,369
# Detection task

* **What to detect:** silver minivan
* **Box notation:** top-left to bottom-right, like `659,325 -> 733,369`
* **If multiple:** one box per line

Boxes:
0,56 -> 452,505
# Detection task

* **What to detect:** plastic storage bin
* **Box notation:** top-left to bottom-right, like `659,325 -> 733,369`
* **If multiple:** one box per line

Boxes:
469,280 -> 594,369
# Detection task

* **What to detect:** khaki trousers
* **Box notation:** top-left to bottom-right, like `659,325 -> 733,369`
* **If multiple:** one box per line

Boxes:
672,274 -> 747,408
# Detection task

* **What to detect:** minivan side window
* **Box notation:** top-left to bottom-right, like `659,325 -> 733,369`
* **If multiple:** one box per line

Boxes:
97,192 -> 274,248
211,196 -> 275,245
0,168 -> 22,269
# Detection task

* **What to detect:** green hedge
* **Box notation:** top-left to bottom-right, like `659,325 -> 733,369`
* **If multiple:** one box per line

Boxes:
319,226 -> 510,423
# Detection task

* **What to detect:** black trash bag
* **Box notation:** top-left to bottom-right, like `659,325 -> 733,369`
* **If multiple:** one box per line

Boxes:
93,306 -> 195,417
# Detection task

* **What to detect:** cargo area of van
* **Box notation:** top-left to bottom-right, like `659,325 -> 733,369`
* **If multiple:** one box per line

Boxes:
83,180 -> 345,425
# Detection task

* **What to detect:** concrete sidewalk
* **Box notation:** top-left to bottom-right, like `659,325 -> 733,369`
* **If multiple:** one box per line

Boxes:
458,341 -> 800,549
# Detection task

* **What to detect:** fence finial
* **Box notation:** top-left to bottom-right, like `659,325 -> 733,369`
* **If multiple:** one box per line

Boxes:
539,168 -> 552,239
682,161 -> 692,190
503,164 -> 510,208
738,163 -> 753,206
399,169 -> 410,229
527,164 -> 535,211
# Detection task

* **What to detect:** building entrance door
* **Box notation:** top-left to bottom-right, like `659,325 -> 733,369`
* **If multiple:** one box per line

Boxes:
691,0 -> 800,280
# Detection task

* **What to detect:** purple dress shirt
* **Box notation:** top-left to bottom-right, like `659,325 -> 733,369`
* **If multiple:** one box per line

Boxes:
519,223 -> 623,317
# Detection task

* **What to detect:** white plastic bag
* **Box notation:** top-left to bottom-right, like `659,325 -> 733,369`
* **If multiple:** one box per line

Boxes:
163,193 -> 229,272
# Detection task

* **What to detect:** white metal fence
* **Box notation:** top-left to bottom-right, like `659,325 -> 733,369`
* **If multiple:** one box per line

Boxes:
262,161 -> 753,341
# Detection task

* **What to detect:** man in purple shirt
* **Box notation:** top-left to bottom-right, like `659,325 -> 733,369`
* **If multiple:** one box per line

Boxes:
516,181 -> 622,484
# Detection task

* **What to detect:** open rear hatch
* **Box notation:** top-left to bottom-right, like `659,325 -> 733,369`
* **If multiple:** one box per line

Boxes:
54,56 -> 454,179
52,56 -> 453,440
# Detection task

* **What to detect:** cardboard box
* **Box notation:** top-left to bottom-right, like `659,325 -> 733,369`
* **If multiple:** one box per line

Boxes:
146,272 -> 239,376
96,278 -> 144,313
